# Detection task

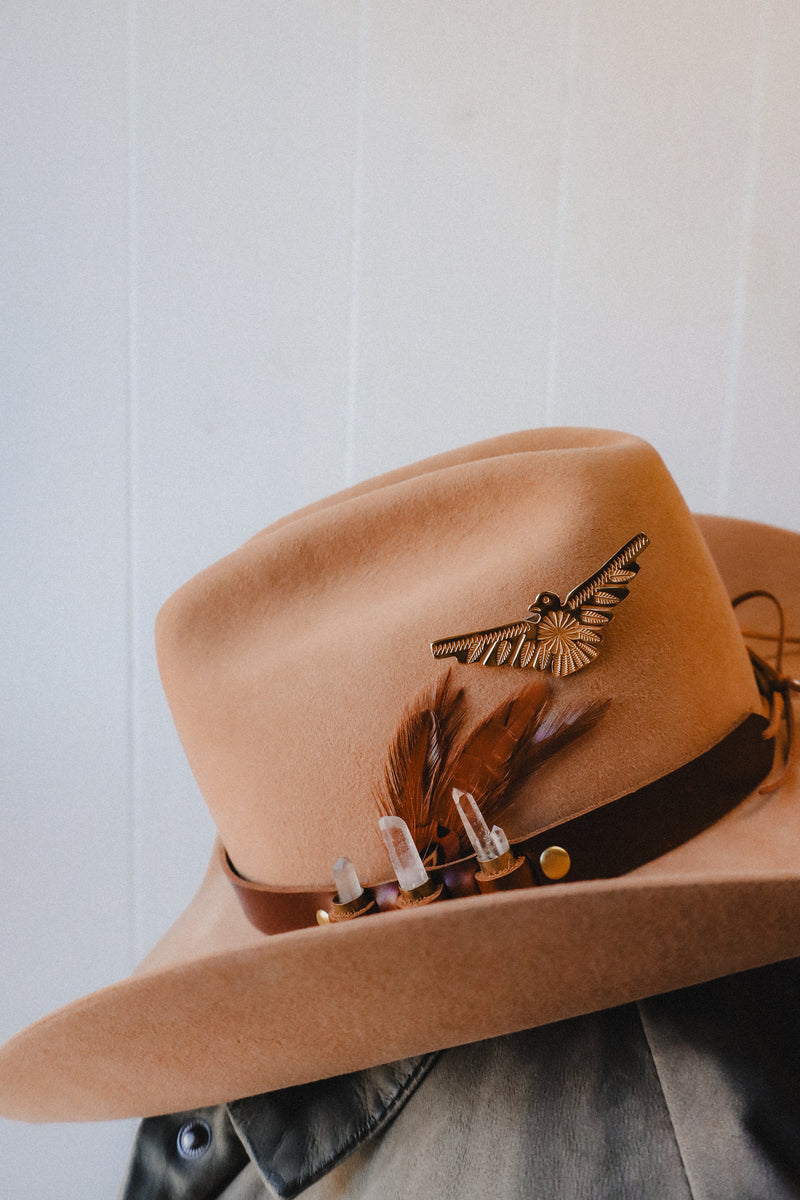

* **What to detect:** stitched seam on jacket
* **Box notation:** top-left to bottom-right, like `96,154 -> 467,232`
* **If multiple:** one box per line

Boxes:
635,1000 -> 697,1200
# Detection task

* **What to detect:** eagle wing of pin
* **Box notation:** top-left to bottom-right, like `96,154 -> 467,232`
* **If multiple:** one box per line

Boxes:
430,533 -> 650,677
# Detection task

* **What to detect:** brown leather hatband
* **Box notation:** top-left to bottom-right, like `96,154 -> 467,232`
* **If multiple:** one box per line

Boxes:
224,712 -> 773,934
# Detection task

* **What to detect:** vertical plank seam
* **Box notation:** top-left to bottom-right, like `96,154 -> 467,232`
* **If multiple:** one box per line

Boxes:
344,0 -> 369,488
716,0 -> 770,514
125,0 -> 141,969
544,0 -> 581,425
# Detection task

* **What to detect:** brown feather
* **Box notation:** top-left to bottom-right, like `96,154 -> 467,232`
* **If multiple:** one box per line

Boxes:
446,688 -> 610,850
448,682 -> 547,801
378,671 -> 465,853
377,672 -> 610,862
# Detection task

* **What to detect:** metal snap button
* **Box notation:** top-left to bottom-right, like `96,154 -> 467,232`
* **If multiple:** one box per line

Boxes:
177,1118 -> 212,1160
539,845 -> 571,880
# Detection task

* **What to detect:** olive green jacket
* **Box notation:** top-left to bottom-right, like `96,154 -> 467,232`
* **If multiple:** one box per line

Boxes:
120,958 -> 800,1199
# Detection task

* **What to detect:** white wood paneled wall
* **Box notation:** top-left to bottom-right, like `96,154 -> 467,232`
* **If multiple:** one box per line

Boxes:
2,2 -> 799,1194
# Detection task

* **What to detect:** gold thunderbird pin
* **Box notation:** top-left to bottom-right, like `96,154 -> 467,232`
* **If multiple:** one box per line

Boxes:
431,533 -> 650,678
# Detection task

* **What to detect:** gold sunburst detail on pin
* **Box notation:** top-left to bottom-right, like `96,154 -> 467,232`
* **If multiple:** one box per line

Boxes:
536,611 -> 601,676
430,533 -> 649,678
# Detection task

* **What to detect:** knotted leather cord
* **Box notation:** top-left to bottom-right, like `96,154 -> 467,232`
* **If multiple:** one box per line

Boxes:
733,590 -> 800,795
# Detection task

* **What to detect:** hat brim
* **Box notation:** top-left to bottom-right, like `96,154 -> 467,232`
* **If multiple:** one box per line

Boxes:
1,514 -> 798,1122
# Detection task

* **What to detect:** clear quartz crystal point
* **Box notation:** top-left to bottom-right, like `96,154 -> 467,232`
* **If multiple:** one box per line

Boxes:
378,816 -> 429,892
453,788 -> 502,862
490,825 -> 510,857
333,856 -> 363,905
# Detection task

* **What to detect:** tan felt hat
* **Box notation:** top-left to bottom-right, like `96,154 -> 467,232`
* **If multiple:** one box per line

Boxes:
1,427 -> 798,1122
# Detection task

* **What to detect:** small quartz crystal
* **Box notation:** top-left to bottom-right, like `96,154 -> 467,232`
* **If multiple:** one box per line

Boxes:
378,816 -> 429,892
333,856 -> 363,905
453,788 -> 502,862
490,825 -> 510,857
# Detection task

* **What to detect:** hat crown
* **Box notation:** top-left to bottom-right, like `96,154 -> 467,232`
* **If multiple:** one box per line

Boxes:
156,429 -> 760,889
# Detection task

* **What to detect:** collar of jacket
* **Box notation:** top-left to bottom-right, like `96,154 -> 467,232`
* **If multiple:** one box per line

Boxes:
227,1053 -> 438,1199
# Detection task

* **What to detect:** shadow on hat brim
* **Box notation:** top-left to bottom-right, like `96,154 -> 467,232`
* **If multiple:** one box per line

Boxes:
0,515 -> 798,1123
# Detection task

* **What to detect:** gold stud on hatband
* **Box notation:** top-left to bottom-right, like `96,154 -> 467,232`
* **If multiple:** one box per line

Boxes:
539,845 -> 571,880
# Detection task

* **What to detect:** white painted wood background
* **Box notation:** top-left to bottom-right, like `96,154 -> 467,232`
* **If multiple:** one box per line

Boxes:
2,2 -> 799,1195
